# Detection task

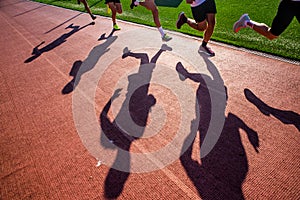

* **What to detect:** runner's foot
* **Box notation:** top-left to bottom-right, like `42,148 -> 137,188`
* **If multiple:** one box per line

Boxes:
130,1 -> 137,9
162,34 -> 172,42
233,13 -> 250,33
176,12 -> 187,29
199,45 -> 215,56
91,15 -> 96,20
113,24 -> 121,30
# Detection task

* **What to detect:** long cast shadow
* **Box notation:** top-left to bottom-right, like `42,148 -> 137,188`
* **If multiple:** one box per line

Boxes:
98,29 -> 116,41
0,0 -> 26,8
178,54 -> 259,200
44,13 -> 83,34
62,36 -> 117,94
25,22 -> 95,63
14,4 -> 47,17
100,44 -> 172,199
44,0 -> 102,34
244,88 -> 300,131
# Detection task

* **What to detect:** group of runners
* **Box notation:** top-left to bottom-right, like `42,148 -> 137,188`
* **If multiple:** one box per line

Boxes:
79,0 -> 300,57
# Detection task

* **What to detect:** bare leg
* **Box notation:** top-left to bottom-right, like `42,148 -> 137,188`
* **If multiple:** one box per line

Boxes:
185,14 -> 215,55
108,2 -> 117,24
203,13 -> 215,43
140,0 -> 171,41
234,14 -> 277,40
150,5 -> 161,28
80,0 -> 96,20
250,22 -> 277,40
108,2 -> 122,28
187,19 -> 207,31
140,0 -> 161,27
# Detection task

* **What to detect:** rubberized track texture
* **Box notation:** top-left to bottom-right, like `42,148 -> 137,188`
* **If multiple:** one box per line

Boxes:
0,0 -> 299,199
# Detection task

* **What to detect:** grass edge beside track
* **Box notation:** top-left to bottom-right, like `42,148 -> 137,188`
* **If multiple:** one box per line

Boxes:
31,0 -> 300,63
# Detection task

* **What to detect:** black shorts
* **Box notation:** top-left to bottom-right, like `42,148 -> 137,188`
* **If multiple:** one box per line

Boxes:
270,0 -> 300,36
105,0 -> 121,4
191,0 -> 217,23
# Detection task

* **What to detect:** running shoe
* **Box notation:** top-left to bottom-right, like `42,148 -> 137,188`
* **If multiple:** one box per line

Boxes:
113,24 -> 121,30
199,45 -> 215,56
91,15 -> 96,20
107,4 -> 111,14
130,2 -> 136,9
233,13 -> 250,33
176,12 -> 187,29
162,34 -> 172,42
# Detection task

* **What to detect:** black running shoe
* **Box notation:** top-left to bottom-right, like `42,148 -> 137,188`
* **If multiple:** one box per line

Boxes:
199,45 -> 215,56
176,12 -> 187,29
130,0 -> 137,9
91,15 -> 96,20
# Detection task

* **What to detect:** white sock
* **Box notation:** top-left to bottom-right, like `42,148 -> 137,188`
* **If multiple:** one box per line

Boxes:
158,26 -> 165,37
134,0 -> 145,5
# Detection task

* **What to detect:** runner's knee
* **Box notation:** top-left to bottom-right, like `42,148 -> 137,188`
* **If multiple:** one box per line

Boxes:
117,8 -> 122,14
116,4 -> 122,13
197,23 -> 207,31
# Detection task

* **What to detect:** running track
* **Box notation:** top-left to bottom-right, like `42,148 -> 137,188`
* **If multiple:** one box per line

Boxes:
0,0 -> 299,199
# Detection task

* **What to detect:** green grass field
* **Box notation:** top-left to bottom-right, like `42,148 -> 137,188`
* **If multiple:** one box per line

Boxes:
33,0 -> 300,61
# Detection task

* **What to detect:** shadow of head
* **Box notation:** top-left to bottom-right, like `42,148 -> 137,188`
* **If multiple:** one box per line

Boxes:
61,60 -> 83,95
129,86 -> 157,127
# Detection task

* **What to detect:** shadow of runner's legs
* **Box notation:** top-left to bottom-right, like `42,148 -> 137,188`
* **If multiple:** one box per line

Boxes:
244,88 -> 300,131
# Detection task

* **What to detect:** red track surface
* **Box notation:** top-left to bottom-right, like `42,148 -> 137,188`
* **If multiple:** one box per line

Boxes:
0,0 -> 299,199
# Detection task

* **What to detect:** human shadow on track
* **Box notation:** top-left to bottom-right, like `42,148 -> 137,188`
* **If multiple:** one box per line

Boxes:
44,0 -> 102,34
13,0 -> 57,17
244,88 -> 300,132
62,35 -> 117,94
14,4 -> 48,17
178,54 -> 259,200
62,60 -> 83,94
44,13 -> 83,34
100,44 -> 172,199
98,29 -> 117,41
24,22 -> 95,63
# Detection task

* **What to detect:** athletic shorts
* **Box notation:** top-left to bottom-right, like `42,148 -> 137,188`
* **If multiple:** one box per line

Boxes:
191,0 -> 217,23
105,0 -> 121,4
270,0 -> 300,36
